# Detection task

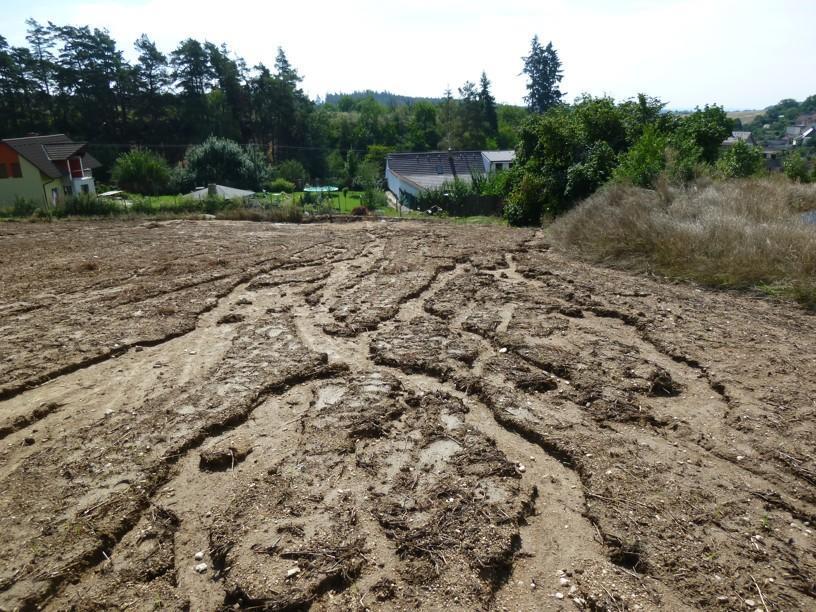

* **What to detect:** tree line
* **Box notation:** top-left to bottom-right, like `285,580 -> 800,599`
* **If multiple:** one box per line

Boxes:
0,19 -> 535,181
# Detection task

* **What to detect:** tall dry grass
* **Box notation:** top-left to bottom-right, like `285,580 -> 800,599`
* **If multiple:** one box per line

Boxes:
548,177 -> 816,307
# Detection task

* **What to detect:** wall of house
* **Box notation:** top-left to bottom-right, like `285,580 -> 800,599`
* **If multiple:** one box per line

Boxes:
0,154 -> 51,208
385,168 -> 420,206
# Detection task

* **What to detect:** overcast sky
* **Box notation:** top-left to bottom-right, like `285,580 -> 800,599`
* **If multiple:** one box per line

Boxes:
4,0 -> 815,109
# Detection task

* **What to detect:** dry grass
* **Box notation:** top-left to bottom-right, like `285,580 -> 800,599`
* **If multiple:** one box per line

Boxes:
549,178 -> 816,307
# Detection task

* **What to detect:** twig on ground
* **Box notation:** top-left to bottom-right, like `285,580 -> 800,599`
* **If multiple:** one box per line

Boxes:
750,574 -> 770,612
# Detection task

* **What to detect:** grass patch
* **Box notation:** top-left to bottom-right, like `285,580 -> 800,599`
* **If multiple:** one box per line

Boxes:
548,177 -> 816,308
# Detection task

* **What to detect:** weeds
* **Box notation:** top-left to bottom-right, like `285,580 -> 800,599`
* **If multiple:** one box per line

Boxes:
549,177 -> 816,307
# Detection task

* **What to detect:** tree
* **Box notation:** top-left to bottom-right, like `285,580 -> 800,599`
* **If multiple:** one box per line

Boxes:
715,141 -> 764,179
25,19 -> 54,97
181,137 -> 269,190
274,47 -> 301,87
276,159 -> 307,184
478,71 -> 498,137
613,125 -> 668,187
342,149 -> 359,188
439,88 -> 456,150
171,38 -> 212,96
406,101 -> 439,151
522,36 -> 564,113
457,80 -> 486,149
111,148 -> 171,195
134,34 -> 169,95
675,105 -> 732,164
784,151 -> 811,183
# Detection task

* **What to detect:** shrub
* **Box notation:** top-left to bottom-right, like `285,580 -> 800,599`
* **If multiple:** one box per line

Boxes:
183,137 -> 270,191
111,149 -> 171,195
664,136 -> 707,185
266,178 -> 296,193
11,197 -> 41,217
360,190 -> 387,209
504,173 -> 549,226
276,159 -> 307,184
784,151 -> 811,183
716,141 -> 764,179
60,193 -> 120,216
549,179 -> 816,307
351,205 -> 369,216
217,204 -> 302,223
613,126 -> 668,187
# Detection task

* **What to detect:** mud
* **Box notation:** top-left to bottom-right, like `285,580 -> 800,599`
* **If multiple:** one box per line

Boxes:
0,220 -> 814,611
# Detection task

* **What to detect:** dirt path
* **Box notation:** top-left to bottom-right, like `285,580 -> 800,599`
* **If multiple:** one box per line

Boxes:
0,220 -> 813,611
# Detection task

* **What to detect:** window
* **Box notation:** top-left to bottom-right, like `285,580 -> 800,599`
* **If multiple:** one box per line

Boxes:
495,163 -> 504,171
64,185 -> 73,195
81,184 -> 89,194
10,163 -> 22,178
0,164 -> 7,179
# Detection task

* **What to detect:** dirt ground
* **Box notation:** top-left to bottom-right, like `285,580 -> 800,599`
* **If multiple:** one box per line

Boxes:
0,219 -> 813,611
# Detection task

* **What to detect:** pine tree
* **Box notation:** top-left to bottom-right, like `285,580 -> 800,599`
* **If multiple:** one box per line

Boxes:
522,36 -> 564,113
274,47 -> 301,87
25,19 -> 54,96
478,71 -> 498,136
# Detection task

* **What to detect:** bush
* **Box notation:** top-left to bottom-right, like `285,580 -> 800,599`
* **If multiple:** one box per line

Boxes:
351,205 -> 369,216
613,126 -> 668,187
716,141 -> 764,179
549,179 -> 816,307
60,193 -> 120,216
664,136 -> 707,185
11,196 -> 41,217
784,151 -> 811,183
504,173 -> 549,226
276,159 -> 307,184
111,149 -> 171,195
217,204 -> 302,223
266,178 -> 296,193
183,137 -> 270,191
360,190 -> 387,209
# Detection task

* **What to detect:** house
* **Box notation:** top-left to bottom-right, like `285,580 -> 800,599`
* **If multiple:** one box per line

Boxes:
481,150 -> 516,172
385,150 -> 513,205
721,131 -> 756,147
785,125 -> 806,142
0,134 -> 100,208
793,126 -> 815,146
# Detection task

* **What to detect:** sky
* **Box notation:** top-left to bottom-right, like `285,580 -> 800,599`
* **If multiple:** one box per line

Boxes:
3,0 -> 815,110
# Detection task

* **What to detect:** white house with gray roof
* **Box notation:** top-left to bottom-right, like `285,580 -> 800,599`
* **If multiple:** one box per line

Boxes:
386,150 -> 516,205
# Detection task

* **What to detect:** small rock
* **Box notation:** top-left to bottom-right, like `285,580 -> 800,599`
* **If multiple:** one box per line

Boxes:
744,599 -> 756,607
194,551 -> 205,561
286,567 -> 301,578
104,409 -> 114,416
736,455 -> 745,461
498,347 -> 508,353
516,463 -> 526,473
559,577 -> 570,586
217,312 -> 245,325
554,592 -> 564,600
194,563 -> 208,573
199,439 -> 253,471
24,437 -> 35,446
717,596 -> 729,603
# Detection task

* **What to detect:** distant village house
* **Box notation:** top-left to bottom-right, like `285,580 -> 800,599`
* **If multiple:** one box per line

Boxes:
0,134 -> 100,208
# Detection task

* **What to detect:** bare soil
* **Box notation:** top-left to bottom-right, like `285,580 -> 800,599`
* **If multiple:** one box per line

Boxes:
0,219 -> 813,611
